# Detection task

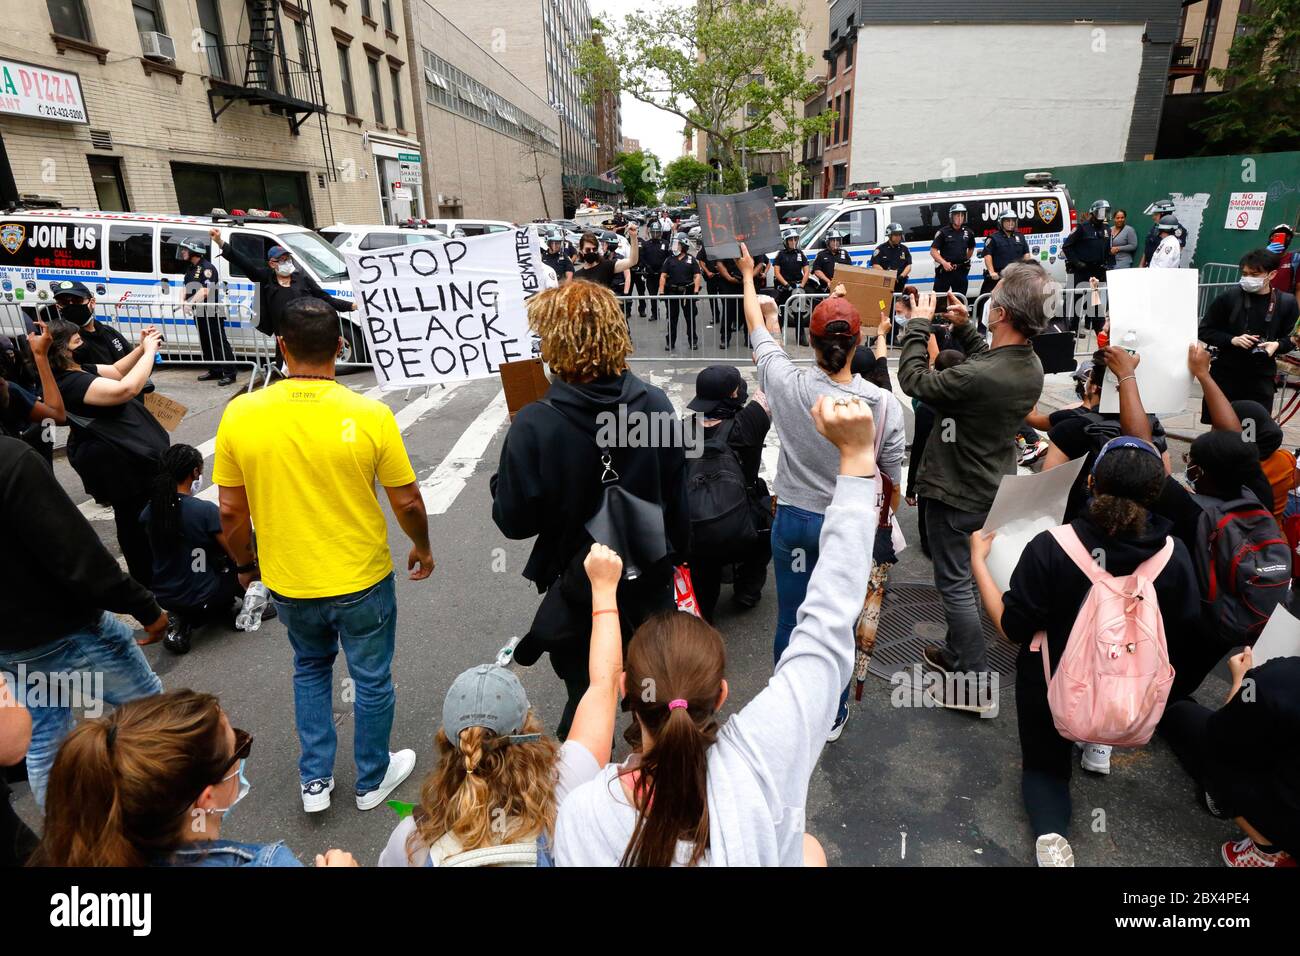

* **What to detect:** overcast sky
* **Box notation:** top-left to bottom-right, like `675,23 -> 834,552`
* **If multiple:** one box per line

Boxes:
587,0 -> 691,167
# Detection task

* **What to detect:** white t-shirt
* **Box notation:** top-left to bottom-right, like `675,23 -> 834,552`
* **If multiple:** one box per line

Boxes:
1150,235 -> 1182,269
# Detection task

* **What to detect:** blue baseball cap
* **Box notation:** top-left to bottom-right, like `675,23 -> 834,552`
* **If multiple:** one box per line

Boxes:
1092,435 -> 1161,474
266,245 -> 289,260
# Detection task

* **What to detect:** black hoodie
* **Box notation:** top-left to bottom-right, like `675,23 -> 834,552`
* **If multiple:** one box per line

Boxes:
491,370 -> 690,592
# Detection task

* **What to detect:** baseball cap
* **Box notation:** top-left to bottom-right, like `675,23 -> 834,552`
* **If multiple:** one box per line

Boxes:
442,664 -> 538,749
809,296 -> 861,337
1092,435 -> 1160,474
49,279 -> 92,299
266,245 -> 289,260
688,365 -> 744,415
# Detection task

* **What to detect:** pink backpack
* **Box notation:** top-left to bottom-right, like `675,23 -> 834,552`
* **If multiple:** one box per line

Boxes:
1029,525 -> 1176,747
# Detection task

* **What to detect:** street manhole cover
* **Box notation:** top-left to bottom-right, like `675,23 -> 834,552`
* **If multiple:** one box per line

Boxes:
865,583 -> 1019,682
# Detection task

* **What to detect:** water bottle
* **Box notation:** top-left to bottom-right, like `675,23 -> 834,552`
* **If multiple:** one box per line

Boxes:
1121,329 -> 1137,355
236,582 -> 270,632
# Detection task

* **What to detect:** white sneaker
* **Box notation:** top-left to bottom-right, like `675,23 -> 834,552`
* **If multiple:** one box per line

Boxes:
826,710 -> 849,742
1080,743 -> 1112,775
355,749 -> 416,810
1035,833 -> 1075,867
301,777 -> 334,813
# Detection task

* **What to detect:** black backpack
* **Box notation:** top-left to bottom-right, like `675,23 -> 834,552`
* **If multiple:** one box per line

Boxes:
1191,491 -> 1291,647
687,419 -> 756,558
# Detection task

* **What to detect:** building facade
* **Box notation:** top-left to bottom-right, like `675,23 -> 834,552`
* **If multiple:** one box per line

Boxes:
406,0 -> 561,221
3,0 -> 420,226
592,30 -> 621,178
820,2 -> 855,198
621,135 -> 640,153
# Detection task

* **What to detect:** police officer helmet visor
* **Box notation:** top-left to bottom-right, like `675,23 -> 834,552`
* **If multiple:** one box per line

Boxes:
949,204 -> 967,219
886,223 -> 903,235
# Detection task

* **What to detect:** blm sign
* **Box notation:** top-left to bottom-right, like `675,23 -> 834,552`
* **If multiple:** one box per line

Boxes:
345,226 -> 544,389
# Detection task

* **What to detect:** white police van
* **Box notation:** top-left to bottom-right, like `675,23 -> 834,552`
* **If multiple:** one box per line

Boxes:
798,173 -> 1077,292
321,221 -> 448,253
0,204 -> 365,360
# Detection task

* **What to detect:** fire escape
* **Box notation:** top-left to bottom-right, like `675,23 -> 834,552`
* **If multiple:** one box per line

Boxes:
206,0 -> 337,182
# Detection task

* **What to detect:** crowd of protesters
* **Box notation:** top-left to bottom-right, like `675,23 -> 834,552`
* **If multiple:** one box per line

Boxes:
2,229 -> 1299,872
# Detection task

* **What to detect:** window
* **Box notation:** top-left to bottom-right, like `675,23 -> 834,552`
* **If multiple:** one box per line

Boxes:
132,0 -> 163,35
228,232 -> 275,277
47,0 -> 90,40
841,89 -> 851,143
889,204 -> 944,244
197,0 -> 227,79
359,232 -> 406,250
337,44 -> 356,115
361,0 -> 373,17
158,227 -> 209,276
368,56 -> 384,124
968,194 -> 1065,236
293,17 -> 310,67
382,0 -> 394,33
828,52 -> 837,79
831,207 -> 876,246
88,156 -> 128,211
832,163 -> 847,192
108,225 -> 154,274
390,66 -> 404,129
172,162 -> 313,227
845,43 -> 853,69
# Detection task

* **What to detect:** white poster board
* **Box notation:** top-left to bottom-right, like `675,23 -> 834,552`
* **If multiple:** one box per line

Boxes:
981,457 -> 1088,593
345,227 -> 544,390
1224,192 -> 1267,231
1252,601 -> 1300,668
1099,268 -> 1198,415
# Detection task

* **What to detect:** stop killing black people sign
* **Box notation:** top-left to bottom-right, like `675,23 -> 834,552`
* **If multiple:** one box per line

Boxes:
344,227 -> 544,389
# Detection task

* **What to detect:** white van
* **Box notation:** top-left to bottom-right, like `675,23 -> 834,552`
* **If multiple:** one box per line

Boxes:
0,206 -> 366,360
423,218 -> 513,237
797,174 -> 1077,293
321,222 -> 448,253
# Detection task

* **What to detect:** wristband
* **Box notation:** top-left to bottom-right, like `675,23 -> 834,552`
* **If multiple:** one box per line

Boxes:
235,562 -> 257,574
1117,374 -> 1137,387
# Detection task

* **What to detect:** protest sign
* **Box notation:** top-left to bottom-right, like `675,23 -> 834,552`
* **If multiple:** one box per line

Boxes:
981,456 -> 1088,592
1099,268 -> 1198,415
142,392 -> 187,432
499,358 -> 550,420
698,186 -> 781,259
834,264 -> 896,326
345,227 -> 544,390
1252,602 -> 1300,668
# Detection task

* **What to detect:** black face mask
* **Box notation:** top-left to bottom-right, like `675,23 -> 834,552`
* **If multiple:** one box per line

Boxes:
583,251 -> 600,264
59,302 -> 92,326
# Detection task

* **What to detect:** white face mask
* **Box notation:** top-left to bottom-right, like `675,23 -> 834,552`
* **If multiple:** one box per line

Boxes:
1240,275 -> 1270,294
192,474 -> 203,494
276,261 -> 295,277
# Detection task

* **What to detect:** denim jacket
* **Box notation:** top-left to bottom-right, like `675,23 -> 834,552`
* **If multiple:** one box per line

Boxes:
155,839 -> 303,867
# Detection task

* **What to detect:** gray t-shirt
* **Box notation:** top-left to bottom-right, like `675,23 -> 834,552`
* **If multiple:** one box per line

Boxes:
750,326 -> 904,513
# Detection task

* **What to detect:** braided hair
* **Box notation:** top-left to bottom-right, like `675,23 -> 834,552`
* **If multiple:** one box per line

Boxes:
148,444 -> 203,552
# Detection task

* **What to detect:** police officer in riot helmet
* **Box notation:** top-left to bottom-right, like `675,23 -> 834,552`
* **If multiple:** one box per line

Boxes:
541,227 -> 574,286
634,221 -> 670,321
1139,198 -> 1184,268
930,203 -> 976,297
979,209 -> 1032,298
1063,199 -> 1114,286
658,231 -> 702,351
873,222 -> 912,301
812,228 -> 852,292
178,237 -> 237,386
773,228 -> 810,305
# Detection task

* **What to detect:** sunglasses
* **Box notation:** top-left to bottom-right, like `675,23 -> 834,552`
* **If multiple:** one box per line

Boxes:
224,727 -> 253,776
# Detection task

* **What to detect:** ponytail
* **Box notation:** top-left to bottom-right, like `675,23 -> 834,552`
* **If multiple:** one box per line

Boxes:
148,444 -> 203,552
810,332 -> 856,375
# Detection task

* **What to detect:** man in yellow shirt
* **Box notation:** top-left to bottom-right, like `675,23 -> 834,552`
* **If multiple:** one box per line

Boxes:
215,298 -> 434,814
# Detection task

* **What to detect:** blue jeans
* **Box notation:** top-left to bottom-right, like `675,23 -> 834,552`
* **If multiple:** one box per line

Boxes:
771,504 -> 849,728
0,612 -> 162,808
272,574 -> 397,795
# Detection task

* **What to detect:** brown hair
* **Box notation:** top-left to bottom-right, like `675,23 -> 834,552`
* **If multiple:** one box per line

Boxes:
527,283 -> 632,382
409,711 -> 559,861
46,317 -> 82,373
31,690 -> 229,867
620,611 -> 726,867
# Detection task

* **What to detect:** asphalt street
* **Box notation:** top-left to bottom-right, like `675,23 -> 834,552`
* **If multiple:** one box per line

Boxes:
13,344 -> 1237,867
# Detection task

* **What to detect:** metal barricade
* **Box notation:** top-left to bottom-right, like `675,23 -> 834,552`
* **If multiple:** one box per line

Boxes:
1200,262 -> 1241,287
109,299 -> 266,392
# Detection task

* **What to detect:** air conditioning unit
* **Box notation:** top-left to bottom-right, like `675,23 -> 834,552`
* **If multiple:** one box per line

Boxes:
140,32 -> 176,64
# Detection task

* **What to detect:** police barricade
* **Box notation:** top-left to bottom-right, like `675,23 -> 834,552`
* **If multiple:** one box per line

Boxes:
782,289 -> 970,347
1200,262 -> 1241,287
109,299 -> 267,392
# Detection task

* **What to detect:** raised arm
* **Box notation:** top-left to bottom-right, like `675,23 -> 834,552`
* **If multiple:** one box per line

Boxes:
25,320 -> 65,424
83,329 -> 160,406
613,224 -> 640,274
210,228 -> 272,282
1100,346 -> 1153,443
565,544 -> 625,765
1188,342 -> 1241,433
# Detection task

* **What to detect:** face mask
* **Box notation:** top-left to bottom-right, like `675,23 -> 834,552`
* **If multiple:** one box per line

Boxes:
60,302 -> 92,326
275,261 -> 295,277
582,251 -> 600,263
191,474 -> 203,494
211,759 -> 250,817
1240,275 -> 1270,294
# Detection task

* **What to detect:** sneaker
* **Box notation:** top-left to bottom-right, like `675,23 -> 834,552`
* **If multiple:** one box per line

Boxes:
301,777 -> 335,813
1221,837 -> 1296,868
923,674 -> 998,715
827,709 -> 849,742
1019,439 -> 1049,466
921,644 -> 957,676
1080,743 -> 1112,775
1036,833 -> 1075,867
356,749 -> 416,810
163,619 -> 192,655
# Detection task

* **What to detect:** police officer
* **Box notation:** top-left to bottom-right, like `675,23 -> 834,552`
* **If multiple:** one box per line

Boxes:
1063,199 -> 1114,289
658,232 -> 701,351
637,221 -> 671,321
178,237 -> 236,386
930,203 -> 976,297
541,227 -> 574,286
812,229 -> 852,291
1139,199 -> 1184,267
773,227 -> 810,307
714,255 -> 744,349
979,210 -> 1031,298
697,238 -> 720,332
873,222 -> 913,302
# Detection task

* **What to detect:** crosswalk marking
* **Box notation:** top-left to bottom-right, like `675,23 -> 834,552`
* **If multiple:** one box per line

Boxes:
419,390 -> 509,515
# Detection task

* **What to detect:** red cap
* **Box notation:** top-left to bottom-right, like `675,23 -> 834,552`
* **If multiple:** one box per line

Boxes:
809,296 -> 861,337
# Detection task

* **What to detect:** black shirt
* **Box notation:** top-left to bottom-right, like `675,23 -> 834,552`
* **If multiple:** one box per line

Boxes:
1198,289 -> 1300,378
931,225 -> 975,266
660,252 -> 700,290
983,231 -> 1030,273
701,400 -> 770,484
773,248 -> 809,285
218,241 -> 352,336
872,240 -> 911,274
542,251 -> 574,281
72,320 -> 131,368
1063,221 -> 1113,270
572,258 -> 618,288
1047,407 -> 1167,521
812,248 -> 852,282
640,238 -> 670,274
140,494 -> 227,608
183,257 -> 220,302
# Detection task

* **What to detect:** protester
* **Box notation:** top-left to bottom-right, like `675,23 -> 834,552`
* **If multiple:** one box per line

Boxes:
0,672 -> 36,867
1163,647 -> 1299,868
49,280 -> 133,369
572,226 -> 639,289
1229,400 -> 1295,521
214,297 -> 433,814
684,365 -> 772,622
31,690 -> 357,867
738,244 -> 905,740
1197,249 -> 1299,417
0,319 -> 64,465
897,263 -> 1049,710
48,317 -> 168,587
972,438 -> 1199,866
1267,224 -> 1297,294
906,348 -> 968,559
0,435 -> 166,808
491,281 -> 689,740
553,394 -> 880,865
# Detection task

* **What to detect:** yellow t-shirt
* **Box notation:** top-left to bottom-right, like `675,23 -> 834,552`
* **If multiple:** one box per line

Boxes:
213,380 -> 417,598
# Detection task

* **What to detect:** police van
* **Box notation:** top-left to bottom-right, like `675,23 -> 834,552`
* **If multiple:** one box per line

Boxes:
0,204 -> 366,360
320,221 -> 448,253
797,173 -> 1077,291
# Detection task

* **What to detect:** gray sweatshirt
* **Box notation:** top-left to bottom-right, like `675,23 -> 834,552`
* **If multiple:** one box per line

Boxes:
750,326 -> 904,513
553,476 -> 876,866
1111,224 -> 1138,268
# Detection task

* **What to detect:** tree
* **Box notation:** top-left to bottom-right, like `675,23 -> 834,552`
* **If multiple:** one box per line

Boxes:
1194,0 -> 1300,151
612,149 -> 662,206
662,155 -> 716,201
518,144 -> 555,219
579,0 -> 834,191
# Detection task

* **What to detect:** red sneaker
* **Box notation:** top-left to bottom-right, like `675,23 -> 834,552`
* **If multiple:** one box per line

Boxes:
1221,837 -> 1297,868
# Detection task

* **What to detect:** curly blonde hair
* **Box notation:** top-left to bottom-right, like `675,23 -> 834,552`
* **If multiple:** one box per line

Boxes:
527,283 -> 632,382
407,711 -> 559,862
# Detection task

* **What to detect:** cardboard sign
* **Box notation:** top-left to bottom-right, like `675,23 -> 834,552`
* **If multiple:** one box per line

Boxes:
1099,268 -> 1198,415
345,227 -> 544,390
698,186 -> 782,259
1224,192 -> 1267,231
143,392 -> 187,432
981,456 -> 1089,593
499,358 -> 550,420
833,263 -> 897,326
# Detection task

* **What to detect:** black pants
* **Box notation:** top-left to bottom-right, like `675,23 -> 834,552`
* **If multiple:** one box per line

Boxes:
0,779 -> 37,867
1016,645 -> 1075,838
719,282 -> 742,347
167,565 -> 243,629
689,534 -> 770,623
196,306 -> 236,376
1201,364 -> 1276,424
641,279 -> 660,320
665,288 -> 697,349
113,491 -> 154,588
933,265 -> 970,298
628,271 -> 649,315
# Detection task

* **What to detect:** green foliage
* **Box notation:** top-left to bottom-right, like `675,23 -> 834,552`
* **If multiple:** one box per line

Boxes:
662,155 -> 716,199
612,149 -> 663,206
1194,0 -> 1300,151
